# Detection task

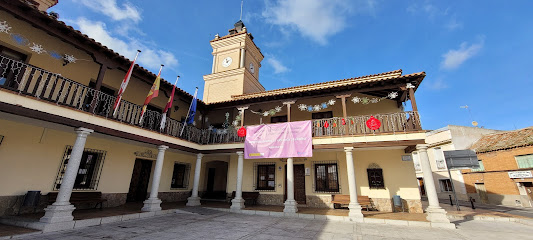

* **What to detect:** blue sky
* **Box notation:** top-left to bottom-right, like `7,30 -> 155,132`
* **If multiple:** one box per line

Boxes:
50,0 -> 533,131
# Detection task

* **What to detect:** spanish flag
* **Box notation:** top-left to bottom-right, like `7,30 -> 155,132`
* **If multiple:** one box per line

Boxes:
139,64 -> 163,124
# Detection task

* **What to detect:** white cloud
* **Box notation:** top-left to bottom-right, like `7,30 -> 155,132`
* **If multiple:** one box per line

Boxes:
441,37 -> 484,70
265,55 -> 289,74
262,0 -> 354,45
72,18 -> 177,71
77,0 -> 141,22
426,77 -> 448,90
445,17 -> 463,31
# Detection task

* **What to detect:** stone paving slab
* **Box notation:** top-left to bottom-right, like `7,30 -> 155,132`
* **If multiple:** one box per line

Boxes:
12,211 -> 533,240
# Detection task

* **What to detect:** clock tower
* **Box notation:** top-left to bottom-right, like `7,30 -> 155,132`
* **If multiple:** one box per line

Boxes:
203,20 -> 265,103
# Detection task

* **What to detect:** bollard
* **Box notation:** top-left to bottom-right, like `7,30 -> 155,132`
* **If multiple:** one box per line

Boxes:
470,197 -> 475,209
449,195 -> 454,206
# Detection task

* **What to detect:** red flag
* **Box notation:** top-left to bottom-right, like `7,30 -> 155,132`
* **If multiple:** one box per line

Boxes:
113,50 -> 141,116
139,65 -> 163,124
160,76 -> 179,130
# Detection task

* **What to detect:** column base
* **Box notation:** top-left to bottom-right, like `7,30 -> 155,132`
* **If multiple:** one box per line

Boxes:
186,197 -> 201,206
230,198 -> 245,211
348,203 -> 364,219
141,198 -> 162,212
39,204 -> 76,223
283,200 -> 298,213
425,206 -> 450,223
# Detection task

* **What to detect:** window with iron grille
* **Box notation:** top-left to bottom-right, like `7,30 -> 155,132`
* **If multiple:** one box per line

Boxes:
312,111 -> 333,120
367,168 -> 385,189
254,163 -> 276,191
54,146 -> 106,191
314,163 -> 339,192
439,179 -> 453,192
171,162 -> 191,189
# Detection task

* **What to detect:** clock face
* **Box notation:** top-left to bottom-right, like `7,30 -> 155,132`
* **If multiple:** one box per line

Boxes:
249,63 -> 255,73
222,57 -> 232,68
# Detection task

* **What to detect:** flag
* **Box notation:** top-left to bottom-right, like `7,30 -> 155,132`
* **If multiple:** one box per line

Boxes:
180,87 -> 198,136
139,65 -> 163,124
113,50 -> 141,116
160,76 -> 179,130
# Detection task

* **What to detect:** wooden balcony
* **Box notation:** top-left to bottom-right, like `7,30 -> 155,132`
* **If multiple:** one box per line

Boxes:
0,55 -> 422,145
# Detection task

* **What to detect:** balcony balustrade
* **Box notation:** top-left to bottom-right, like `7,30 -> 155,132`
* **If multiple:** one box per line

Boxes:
0,55 -> 422,145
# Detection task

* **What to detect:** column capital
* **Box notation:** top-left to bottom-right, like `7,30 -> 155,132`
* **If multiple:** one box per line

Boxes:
344,147 -> 354,152
74,127 -> 93,136
196,153 -> 204,159
283,100 -> 296,105
416,144 -> 428,151
158,145 -> 169,151
237,106 -> 249,111
236,151 -> 244,156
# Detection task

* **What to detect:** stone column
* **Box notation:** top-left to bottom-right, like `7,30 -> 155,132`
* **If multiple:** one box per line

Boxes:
211,55 -> 216,73
142,145 -> 168,212
186,153 -> 203,206
40,127 -> 93,224
418,144 -> 450,223
231,151 -> 245,210
345,147 -> 363,219
283,157 -> 298,213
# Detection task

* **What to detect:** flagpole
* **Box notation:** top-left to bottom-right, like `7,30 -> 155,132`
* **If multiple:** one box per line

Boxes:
159,75 -> 180,131
113,50 -> 141,116
139,64 -> 164,124
180,87 -> 198,137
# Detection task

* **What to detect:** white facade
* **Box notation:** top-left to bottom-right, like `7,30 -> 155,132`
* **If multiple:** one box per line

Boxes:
412,125 -> 500,201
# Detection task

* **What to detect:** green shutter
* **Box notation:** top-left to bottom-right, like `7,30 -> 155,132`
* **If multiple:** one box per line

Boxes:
515,154 -> 533,169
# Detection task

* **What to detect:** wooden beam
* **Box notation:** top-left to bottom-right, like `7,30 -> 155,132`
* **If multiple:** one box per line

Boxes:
404,145 -> 417,153
409,87 -> 418,112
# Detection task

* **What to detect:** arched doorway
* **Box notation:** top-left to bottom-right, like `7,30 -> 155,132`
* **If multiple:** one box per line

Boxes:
202,161 -> 228,200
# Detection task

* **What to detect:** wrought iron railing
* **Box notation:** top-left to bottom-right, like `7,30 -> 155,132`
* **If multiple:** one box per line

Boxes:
312,111 -> 422,137
0,55 -> 422,145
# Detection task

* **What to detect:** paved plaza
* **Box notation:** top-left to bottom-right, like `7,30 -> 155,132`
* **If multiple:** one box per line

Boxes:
13,209 -> 533,240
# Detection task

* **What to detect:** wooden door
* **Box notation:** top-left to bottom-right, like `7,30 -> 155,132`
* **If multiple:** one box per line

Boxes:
417,178 -> 426,196
206,168 -> 216,193
285,164 -> 306,204
475,183 -> 489,204
127,159 -> 153,202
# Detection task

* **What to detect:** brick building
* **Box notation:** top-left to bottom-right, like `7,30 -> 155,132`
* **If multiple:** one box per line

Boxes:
463,127 -> 533,207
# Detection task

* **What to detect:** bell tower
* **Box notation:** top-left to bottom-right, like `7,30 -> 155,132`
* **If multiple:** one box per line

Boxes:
203,21 -> 265,104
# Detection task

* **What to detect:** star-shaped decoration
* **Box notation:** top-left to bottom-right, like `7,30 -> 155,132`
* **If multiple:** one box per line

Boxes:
0,21 -> 11,34
352,96 -> 361,103
370,98 -> 379,103
63,54 -> 77,64
263,111 -> 269,117
298,104 -> 307,111
275,106 -> 282,112
313,105 -> 321,111
388,92 -> 398,99
29,43 -> 46,54
328,99 -> 336,105
406,83 -> 415,89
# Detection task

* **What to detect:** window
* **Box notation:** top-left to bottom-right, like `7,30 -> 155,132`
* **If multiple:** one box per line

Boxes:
315,163 -> 339,192
54,146 -> 106,190
171,162 -> 190,189
255,164 -> 275,190
271,115 -> 287,123
412,152 -> 422,172
439,179 -> 452,192
0,45 -> 28,89
471,160 -> 485,172
434,147 -> 446,170
312,111 -> 333,120
516,154 -> 533,169
367,164 -> 385,189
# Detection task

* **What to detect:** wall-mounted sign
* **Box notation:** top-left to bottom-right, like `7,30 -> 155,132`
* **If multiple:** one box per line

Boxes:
508,171 -> 533,179
402,155 -> 412,161
134,149 -> 157,159
305,168 -> 311,176
444,150 -> 479,169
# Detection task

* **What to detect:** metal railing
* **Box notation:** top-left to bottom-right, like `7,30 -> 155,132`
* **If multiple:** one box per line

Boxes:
312,111 -> 422,137
0,55 -> 422,145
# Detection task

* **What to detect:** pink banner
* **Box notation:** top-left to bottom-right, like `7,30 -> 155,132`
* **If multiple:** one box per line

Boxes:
244,121 -> 313,159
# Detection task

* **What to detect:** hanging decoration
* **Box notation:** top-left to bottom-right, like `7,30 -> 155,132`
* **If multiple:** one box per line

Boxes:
232,114 -> 242,127
351,91 -> 398,105
250,106 -> 283,117
324,121 -> 329,128
366,116 -> 381,130
0,19 -> 78,65
222,112 -> 230,129
237,127 -> 247,137
342,118 -> 346,125
297,99 -> 336,112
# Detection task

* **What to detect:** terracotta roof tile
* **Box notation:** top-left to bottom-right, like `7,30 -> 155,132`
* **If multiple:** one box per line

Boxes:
471,127 -> 533,153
